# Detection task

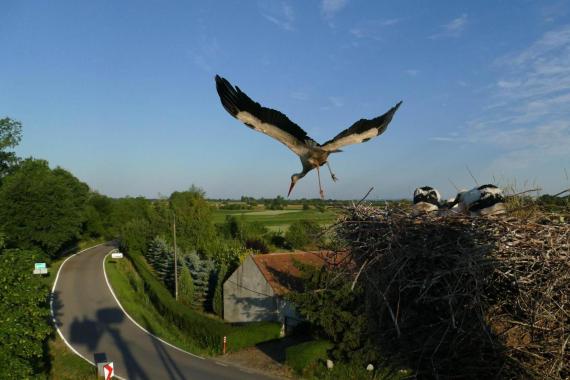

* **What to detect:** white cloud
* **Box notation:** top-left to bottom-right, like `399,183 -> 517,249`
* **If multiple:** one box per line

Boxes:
260,2 -> 295,31
188,35 -> 220,73
430,14 -> 468,39
321,0 -> 348,19
329,96 -> 344,107
290,90 -> 309,101
349,18 -> 402,40
463,26 -> 570,169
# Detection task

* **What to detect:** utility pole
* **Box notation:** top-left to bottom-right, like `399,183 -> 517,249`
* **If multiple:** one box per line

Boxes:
173,212 -> 178,301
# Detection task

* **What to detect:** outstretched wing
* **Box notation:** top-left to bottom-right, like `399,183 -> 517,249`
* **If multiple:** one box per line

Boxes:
215,75 -> 316,157
320,101 -> 402,152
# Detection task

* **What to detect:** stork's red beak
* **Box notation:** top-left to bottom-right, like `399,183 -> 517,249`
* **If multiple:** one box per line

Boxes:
288,181 -> 295,197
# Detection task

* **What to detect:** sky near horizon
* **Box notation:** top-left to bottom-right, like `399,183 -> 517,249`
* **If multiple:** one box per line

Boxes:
1,1 -> 569,200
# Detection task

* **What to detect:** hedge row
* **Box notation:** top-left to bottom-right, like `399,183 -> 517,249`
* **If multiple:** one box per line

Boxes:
128,252 -> 229,353
127,250 -> 281,354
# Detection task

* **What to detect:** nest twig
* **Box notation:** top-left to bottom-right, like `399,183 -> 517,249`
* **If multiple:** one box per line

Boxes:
327,205 -> 569,379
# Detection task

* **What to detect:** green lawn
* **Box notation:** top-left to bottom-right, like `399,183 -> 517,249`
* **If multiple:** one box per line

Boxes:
286,340 -> 333,374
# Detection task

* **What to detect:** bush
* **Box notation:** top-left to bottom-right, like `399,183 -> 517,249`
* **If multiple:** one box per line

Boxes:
0,248 -> 52,378
285,220 -> 322,249
128,252 -> 228,352
212,263 -> 227,317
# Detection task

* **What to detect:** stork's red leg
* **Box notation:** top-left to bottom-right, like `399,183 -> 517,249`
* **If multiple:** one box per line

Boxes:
316,166 -> 324,199
326,162 -> 338,182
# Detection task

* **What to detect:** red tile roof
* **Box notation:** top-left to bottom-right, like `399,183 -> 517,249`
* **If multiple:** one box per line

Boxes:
251,251 -> 344,296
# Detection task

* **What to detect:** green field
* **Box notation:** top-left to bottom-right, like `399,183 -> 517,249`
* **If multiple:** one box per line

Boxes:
212,208 -> 338,231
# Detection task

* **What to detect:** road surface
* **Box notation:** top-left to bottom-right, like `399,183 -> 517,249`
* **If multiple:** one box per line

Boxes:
52,243 -> 276,380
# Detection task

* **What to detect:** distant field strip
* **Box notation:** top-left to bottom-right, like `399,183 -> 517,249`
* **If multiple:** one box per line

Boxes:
212,209 -> 338,228
228,210 -> 302,216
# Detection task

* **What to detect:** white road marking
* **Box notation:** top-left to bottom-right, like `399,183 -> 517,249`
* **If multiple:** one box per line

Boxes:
102,253 -> 206,360
50,243 -> 128,380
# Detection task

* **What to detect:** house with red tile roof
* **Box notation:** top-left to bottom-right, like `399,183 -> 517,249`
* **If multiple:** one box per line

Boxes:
223,251 -> 340,325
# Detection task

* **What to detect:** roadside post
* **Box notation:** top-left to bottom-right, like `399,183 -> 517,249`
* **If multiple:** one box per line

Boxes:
223,336 -> 227,355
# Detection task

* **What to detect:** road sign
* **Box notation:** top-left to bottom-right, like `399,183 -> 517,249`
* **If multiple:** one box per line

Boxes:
35,263 -> 47,270
103,362 -> 114,379
111,252 -> 123,259
33,268 -> 48,275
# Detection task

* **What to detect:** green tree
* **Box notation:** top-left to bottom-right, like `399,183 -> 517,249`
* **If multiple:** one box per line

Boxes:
169,186 -> 215,254
178,263 -> 194,306
0,117 -> 22,180
0,159 -> 89,256
287,266 -> 369,362
0,248 -> 52,378
120,218 -> 152,256
285,220 -> 322,249
213,263 -> 228,317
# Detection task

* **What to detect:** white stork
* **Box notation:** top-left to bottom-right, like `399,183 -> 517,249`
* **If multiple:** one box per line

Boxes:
448,184 -> 506,216
412,186 -> 441,215
215,75 -> 402,199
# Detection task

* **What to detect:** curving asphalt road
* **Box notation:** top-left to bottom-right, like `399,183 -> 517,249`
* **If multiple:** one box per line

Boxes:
52,243 -> 276,380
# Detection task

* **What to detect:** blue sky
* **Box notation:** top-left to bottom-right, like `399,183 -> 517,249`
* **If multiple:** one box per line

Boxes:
1,1 -> 569,200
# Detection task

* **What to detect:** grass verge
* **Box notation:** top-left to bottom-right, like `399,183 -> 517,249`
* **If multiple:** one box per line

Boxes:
47,335 -> 96,379
105,254 -> 280,356
286,340 -> 332,374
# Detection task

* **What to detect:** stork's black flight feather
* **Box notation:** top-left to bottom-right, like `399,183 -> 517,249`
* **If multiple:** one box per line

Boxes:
215,75 -> 317,156
319,101 -> 402,151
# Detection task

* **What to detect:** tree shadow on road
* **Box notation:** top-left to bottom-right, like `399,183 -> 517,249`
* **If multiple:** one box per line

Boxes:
69,307 -> 150,380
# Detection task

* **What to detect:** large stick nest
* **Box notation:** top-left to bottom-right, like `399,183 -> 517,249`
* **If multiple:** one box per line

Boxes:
333,206 -> 569,379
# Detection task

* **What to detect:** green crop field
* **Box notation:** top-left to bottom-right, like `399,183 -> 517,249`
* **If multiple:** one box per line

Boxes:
212,207 -> 339,231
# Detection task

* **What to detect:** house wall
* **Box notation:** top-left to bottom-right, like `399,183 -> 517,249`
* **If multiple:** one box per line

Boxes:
223,256 -> 277,323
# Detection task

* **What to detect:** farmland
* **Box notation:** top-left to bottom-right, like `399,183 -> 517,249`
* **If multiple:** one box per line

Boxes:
211,206 -> 339,231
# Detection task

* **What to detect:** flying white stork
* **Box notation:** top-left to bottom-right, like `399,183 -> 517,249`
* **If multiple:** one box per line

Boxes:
215,75 -> 402,199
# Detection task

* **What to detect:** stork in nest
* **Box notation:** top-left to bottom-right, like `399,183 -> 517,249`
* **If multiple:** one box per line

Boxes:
215,75 -> 402,199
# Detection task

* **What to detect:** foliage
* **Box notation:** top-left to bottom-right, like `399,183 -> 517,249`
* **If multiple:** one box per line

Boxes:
128,252 -> 227,351
178,263 -> 194,306
286,340 -> 333,375
0,248 -> 52,378
119,218 -> 152,256
287,266 -> 369,362
184,250 -> 216,311
285,219 -> 322,249
213,263 -> 228,317
0,159 -> 89,257
0,117 -> 22,179
266,195 -> 286,210
82,191 -> 114,239
144,236 -> 175,292
169,186 -> 216,254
